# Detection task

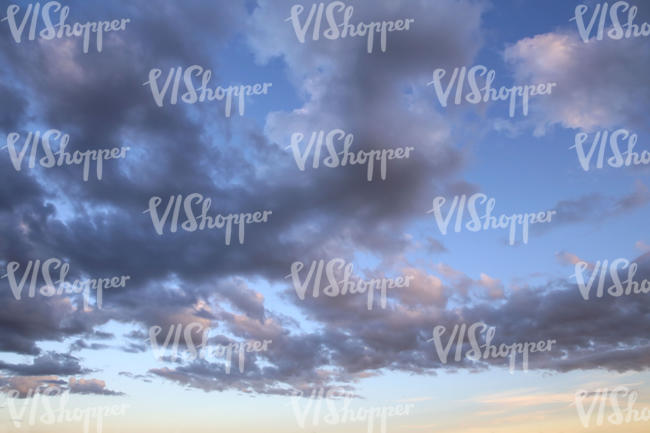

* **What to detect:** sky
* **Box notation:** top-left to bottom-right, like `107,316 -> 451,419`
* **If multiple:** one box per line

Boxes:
0,0 -> 649,432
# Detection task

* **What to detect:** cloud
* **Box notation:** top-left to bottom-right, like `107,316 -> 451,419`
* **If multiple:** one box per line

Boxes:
556,251 -> 585,266
473,389 -> 570,408
530,181 -> 650,234
68,377 -> 124,396
396,267 -> 447,307
0,375 -> 63,398
0,0 -> 490,395
477,273 -> 505,300
0,375 -> 124,397
0,352 -> 91,376
636,241 -> 650,252
503,28 -> 650,134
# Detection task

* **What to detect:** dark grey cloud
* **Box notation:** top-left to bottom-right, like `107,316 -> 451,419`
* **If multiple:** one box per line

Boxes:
68,377 -> 124,396
0,352 -> 90,376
